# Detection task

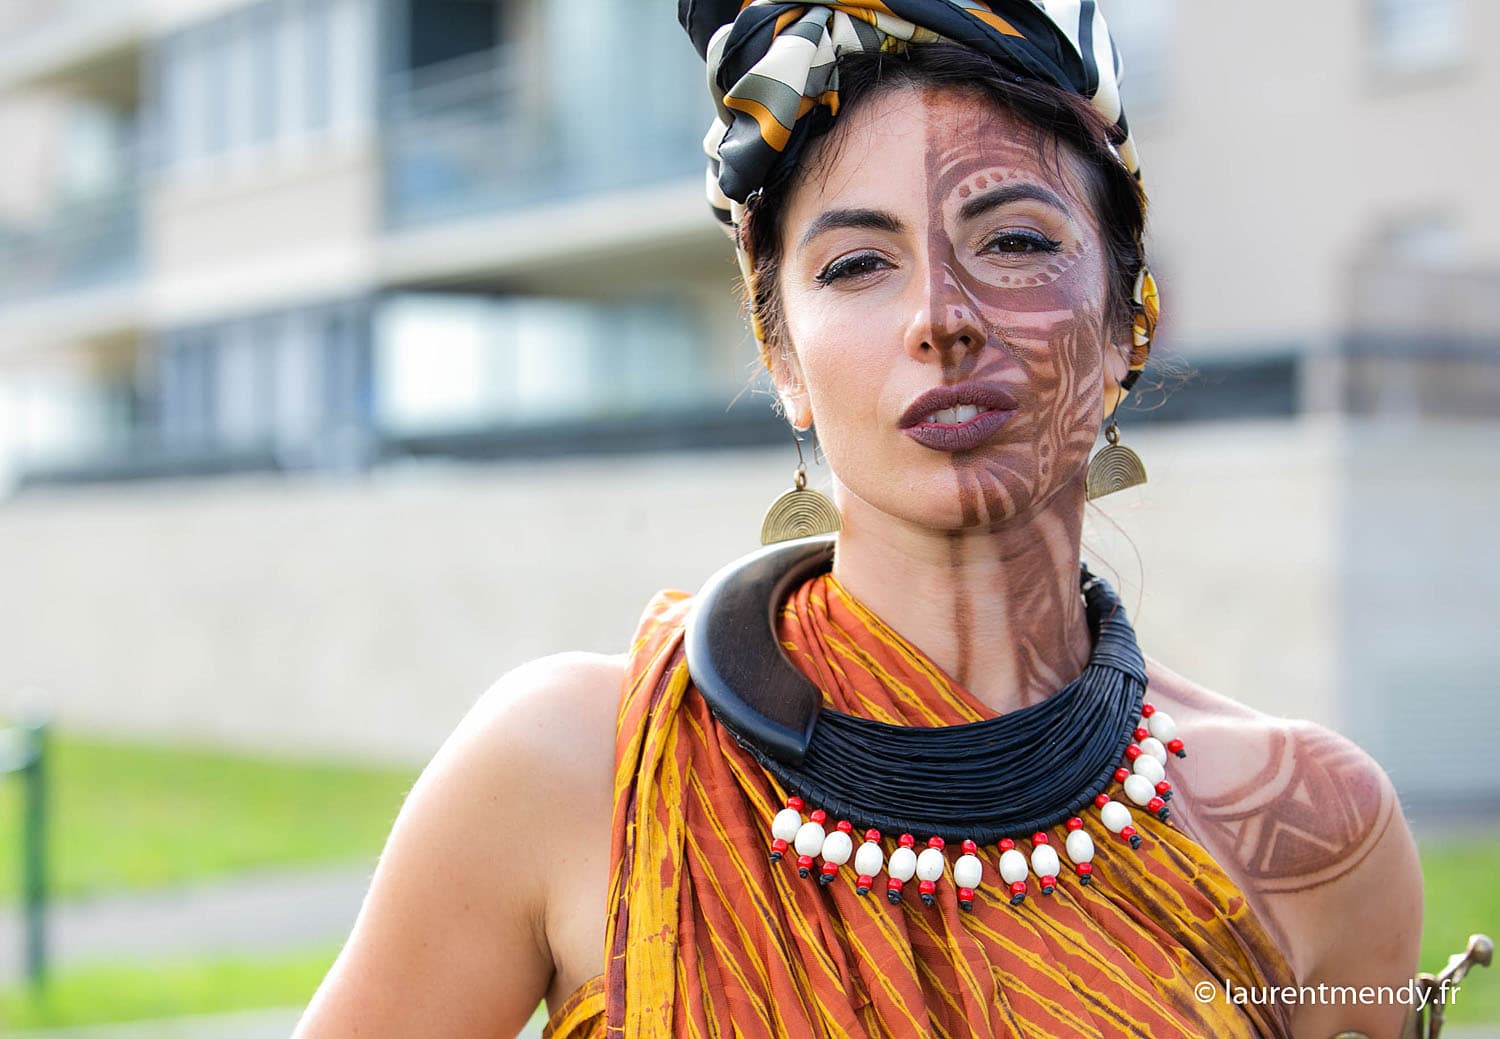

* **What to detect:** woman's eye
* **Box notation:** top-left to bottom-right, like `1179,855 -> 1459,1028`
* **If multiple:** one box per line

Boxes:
982,231 -> 1062,254
815,252 -> 890,284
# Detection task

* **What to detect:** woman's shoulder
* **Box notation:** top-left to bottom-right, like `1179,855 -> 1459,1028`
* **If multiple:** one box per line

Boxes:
1144,657 -> 1421,1001
1142,655 -> 1400,876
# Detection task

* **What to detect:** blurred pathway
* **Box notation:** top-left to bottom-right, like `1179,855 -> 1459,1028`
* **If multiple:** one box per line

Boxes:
0,864 -> 372,982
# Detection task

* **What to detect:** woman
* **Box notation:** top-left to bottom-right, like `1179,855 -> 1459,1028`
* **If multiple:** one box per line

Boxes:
295,3 -> 1422,1037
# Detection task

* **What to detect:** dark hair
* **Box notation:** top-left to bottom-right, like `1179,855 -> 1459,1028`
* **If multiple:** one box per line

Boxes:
741,44 -> 1148,370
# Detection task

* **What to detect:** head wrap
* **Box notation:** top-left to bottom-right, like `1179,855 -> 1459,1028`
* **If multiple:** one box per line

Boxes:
679,0 -> 1159,403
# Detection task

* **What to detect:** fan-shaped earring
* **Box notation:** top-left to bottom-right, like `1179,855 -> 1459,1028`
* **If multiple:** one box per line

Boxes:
1085,421 -> 1147,501
760,430 -> 842,544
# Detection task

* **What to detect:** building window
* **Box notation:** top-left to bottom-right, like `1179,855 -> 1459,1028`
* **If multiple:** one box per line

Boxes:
374,294 -> 711,436
1367,0 -> 1463,75
151,300 -> 374,461
153,0 -> 375,175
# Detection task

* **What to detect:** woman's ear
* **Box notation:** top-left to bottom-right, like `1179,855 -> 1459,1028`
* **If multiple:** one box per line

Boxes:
769,344 -> 814,431
1101,321 -> 1133,421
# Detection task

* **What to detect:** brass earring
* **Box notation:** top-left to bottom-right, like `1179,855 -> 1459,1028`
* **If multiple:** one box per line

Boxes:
760,428 -> 842,544
1085,421 -> 1147,500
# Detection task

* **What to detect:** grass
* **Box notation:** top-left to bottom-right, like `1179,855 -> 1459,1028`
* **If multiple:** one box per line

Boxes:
0,944 -> 340,1031
0,734 -> 418,904
1418,833 -> 1500,1025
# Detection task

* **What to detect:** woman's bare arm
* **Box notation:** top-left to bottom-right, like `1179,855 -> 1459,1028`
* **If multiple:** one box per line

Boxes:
293,652 -> 623,1038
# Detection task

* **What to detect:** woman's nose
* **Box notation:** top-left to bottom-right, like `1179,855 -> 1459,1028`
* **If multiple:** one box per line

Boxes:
904,265 -> 988,363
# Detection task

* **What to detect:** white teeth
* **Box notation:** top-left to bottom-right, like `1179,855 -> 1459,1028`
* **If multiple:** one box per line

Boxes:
924,404 -> 987,425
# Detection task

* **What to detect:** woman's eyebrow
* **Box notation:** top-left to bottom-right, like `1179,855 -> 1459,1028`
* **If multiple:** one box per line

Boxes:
797,207 -> 904,251
958,183 -> 1070,222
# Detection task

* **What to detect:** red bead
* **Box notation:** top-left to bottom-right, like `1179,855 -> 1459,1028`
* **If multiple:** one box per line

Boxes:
919,879 -> 936,896
1066,817 -> 1083,831
810,809 -> 827,824
927,836 -> 945,850
864,829 -> 881,843
887,877 -> 903,891
820,862 -> 838,884
1147,797 -> 1165,813
1114,767 -> 1130,783
1076,862 -> 1093,875
836,820 -> 853,834
771,838 -> 788,854
796,854 -> 815,877
1039,876 -> 1056,895
1120,826 -> 1136,841
1093,793 -> 1111,808
886,877 -> 904,905
1134,726 -> 1150,741
856,875 -> 873,894
1032,832 -> 1049,845
957,887 -> 975,911
1168,738 -> 1186,757
1141,703 -> 1155,717
961,839 -> 978,854
1124,745 -> 1142,761
898,833 -> 916,848
1156,780 -> 1172,794
787,797 -> 804,810
999,837 -> 1016,852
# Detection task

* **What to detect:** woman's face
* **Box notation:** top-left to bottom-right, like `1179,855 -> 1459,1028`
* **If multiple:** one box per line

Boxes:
775,85 -> 1130,531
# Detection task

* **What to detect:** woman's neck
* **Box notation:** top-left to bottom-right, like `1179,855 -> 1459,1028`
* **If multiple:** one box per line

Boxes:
829,473 -> 1092,716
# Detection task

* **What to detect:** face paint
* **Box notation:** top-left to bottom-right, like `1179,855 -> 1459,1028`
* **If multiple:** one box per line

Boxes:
776,87 -> 1116,703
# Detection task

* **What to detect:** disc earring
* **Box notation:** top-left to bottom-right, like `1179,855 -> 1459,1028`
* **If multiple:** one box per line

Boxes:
760,429 -> 842,544
1085,421 -> 1147,501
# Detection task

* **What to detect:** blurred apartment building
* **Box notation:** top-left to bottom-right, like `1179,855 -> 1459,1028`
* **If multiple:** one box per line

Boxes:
0,0 -> 1494,809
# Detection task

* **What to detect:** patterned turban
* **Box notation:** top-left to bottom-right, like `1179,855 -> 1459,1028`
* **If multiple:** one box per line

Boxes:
678,0 -> 1159,402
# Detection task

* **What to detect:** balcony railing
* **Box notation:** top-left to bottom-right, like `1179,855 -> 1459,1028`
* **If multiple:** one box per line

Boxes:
0,188 -> 140,305
381,46 -> 708,229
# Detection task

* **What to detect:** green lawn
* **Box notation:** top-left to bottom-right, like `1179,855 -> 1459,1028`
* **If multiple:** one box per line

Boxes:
1418,833 -> 1500,1024
0,944 -> 340,1030
0,734 -> 418,904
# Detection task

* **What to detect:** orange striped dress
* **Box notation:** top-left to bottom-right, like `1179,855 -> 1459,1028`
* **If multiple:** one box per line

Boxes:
543,574 -> 1294,1038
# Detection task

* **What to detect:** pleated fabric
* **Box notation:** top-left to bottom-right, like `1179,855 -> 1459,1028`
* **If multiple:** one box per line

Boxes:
544,575 -> 1293,1039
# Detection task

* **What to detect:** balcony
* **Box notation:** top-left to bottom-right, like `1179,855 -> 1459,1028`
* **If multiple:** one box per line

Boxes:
0,187 -> 140,306
381,46 -> 708,229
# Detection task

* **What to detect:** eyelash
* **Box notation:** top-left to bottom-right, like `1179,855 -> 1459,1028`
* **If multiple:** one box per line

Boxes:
814,252 -> 888,285
983,230 -> 1062,254
814,231 -> 1063,285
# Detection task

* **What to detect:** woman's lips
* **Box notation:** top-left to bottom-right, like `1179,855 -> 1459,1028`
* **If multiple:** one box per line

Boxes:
898,381 -> 1020,452
902,408 -> 1016,451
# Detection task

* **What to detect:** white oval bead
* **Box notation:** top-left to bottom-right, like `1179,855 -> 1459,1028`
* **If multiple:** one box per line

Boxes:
771,808 -> 803,842
854,842 -> 884,877
1030,845 -> 1061,877
794,821 -> 826,857
821,830 -> 853,866
888,846 -> 918,881
1065,829 -> 1095,864
998,848 -> 1029,884
916,847 -> 945,882
953,853 -> 983,889
1139,736 -> 1169,764
1132,754 -> 1165,784
1123,774 -> 1156,806
1099,800 -> 1132,833
1147,711 -> 1177,742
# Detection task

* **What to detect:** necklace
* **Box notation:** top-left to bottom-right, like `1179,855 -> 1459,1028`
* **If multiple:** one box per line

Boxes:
684,536 -> 1187,909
